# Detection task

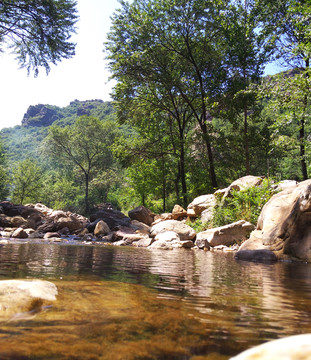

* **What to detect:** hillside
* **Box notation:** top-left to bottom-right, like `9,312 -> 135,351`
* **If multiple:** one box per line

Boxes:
0,100 -> 115,164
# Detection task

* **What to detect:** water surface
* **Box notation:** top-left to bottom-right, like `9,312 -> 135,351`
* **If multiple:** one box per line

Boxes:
0,242 -> 311,359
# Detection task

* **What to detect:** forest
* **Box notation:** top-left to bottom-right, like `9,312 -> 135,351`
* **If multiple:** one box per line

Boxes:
0,0 -> 310,217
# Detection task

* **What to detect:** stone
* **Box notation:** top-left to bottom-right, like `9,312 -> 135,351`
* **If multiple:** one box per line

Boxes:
154,231 -> 180,242
230,334 -> 311,360
195,237 -> 211,250
128,206 -> 154,226
0,279 -> 57,322
180,240 -> 194,248
196,220 -> 255,247
56,216 -> 83,232
130,220 -> 151,233
132,237 -> 155,247
11,227 -> 28,239
11,216 -> 28,228
150,220 -> 196,240
272,179 -> 298,192
94,220 -> 110,237
148,239 -> 181,250
0,214 -> 12,227
44,232 -> 59,239
200,208 -> 214,224
236,179 -> 311,262
89,209 -> 131,230
171,204 -> 187,220
113,226 -> 136,242
187,194 -> 216,217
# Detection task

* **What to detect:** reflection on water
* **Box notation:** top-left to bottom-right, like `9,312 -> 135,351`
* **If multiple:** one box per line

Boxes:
0,242 -> 311,359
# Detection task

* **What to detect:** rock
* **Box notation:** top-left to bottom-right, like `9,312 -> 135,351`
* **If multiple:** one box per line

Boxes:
11,216 -> 28,228
171,204 -> 187,220
89,209 -> 131,230
195,237 -> 211,250
153,213 -> 173,223
0,214 -> 13,227
148,239 -> 181,250
128,206 -> 154,226
187,194 -> 216,217
230,334 -> 311,360
237,179 -> 311,261
44,232 -> 60,239
150,220 -> 196,240
112,226 -> 136,242
154,231 -> 180,242
0,279 -> 57,322
94,220 -> 110,237
56,216 -> 83,232
200,208 -> 214,224
132,237 -> 155,247
11,227 -> 28,239
235,249 -> 277,262
196,220 -> 255,247
130,220 -> 151,233
272,179 -> 298,192
180,240 -> 195,248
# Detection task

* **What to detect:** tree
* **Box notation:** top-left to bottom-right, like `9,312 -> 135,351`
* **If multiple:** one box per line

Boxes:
0,139 -> 8,200
11,158 -> 42,204
106,0 -> 230,190
45,116 -> 118,214
0,0 -> 78,75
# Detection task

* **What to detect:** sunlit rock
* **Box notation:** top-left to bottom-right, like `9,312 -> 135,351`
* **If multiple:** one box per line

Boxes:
187,194 -> 216,217
172,204 -> 187,220
150,220 -> 196,240
237,179 -> 311,262
230,334 -> 311,360
94,220 -> 110,237
196,220 -> 255,248
0,279 -> 57,322
11,227 -> 28,239
128,206 -> 154,226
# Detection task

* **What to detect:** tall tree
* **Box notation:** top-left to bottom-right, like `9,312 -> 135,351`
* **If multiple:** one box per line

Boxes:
0,0 -> 78,75
45,116 -> 117,214
106,0 -> 229,190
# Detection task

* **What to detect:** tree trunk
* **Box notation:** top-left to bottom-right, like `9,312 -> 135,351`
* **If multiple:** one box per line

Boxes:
201,122 -> 218,189
180,143 -> 188,207
85,173 -> 89,215
244,105 -> 250,175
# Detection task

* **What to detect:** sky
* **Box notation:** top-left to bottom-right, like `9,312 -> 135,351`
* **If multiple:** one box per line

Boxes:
0,0 -> 120,130
0,0 -> 282,131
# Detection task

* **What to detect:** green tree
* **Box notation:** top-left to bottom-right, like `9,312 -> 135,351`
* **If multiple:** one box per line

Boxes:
0,0 -> 78,75
106,0 -> 230,190
45,116 -> 118,214
0,139 -> 8,200
11,158 -> 42,204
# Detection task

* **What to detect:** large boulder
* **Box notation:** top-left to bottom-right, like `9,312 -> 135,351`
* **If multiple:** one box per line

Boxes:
196,220 -> 255,248
150,220 -> 196,240
187,194 -> 216,217
89,209 -> 131,230
230,334 -> 311,360
0,279 -> 57,322
236,179 -> 311,262
128,206 -> 154,226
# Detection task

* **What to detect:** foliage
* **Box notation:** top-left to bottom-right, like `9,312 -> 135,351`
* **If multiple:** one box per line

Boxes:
11,158 -> 43,204
211,179 -> 277,227
45,116 -> 119,214
0,0 -> 78,75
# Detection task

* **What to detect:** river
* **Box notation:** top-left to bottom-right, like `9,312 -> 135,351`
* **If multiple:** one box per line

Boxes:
0,241 -> 311,359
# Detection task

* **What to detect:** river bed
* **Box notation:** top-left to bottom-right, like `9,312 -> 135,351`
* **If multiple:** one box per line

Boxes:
0,241 -> 311,359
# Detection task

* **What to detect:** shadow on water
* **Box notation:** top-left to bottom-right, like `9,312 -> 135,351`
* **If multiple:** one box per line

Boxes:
0,242 -> 311,359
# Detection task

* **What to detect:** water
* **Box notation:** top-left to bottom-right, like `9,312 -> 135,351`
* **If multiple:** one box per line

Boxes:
0,241 -> 311,359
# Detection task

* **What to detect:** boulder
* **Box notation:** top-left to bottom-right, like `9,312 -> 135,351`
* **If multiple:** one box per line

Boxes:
94,220 -> 110,237
196,220 -> 255,247
154,231 -> 180,242
150,220 -> 196,240
128,206 -> 154,226
187,194 -> 216,217
171,205 -> 187,220
89,209 -> 131,230
0,279 -> 57,322
230,334 -> 311,360
112,226 -> 136,242
130,220 -> 151,233
132,237 -> 155,247
56,215 -> 83,232
11,227 -> 28,239
11,216 -> 28,228
0,214 -> 13,227
236,179 -> 311,262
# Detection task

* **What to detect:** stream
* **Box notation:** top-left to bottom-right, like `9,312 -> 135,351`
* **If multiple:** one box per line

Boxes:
0,241 -> 311,359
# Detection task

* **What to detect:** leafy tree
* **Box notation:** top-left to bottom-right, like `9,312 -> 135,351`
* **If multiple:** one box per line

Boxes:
106,0 -> 231,190
0,138 -> 8,200
45,116 -> 118,214
0,0 -> 78,75
11,158 -> 42,204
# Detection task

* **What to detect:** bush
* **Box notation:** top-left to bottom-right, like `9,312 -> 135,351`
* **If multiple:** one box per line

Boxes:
211,178 -> 277,227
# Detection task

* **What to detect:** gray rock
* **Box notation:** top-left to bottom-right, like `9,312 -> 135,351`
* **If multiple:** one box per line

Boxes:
128,206 -> 154,226
94,220 -> 110,236
187,194 -> 216,217
150,220 -> 196,241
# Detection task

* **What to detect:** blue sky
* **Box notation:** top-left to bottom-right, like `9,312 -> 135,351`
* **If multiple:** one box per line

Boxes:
0,0 -> 282,130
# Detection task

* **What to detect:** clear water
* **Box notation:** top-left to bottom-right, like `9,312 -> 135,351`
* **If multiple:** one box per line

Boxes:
0,241 -> 311,359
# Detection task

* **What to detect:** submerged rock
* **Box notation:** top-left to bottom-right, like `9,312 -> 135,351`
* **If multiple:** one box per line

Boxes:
0,279 -> 57,322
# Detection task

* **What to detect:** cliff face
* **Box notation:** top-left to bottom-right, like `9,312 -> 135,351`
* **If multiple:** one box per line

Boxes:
21,104 -> 63,127
21,99 -> 107,127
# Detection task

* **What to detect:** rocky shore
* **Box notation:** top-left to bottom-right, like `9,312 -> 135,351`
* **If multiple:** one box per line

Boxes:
1,174 -> 311,262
